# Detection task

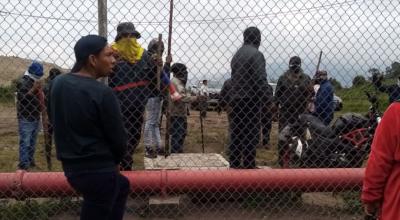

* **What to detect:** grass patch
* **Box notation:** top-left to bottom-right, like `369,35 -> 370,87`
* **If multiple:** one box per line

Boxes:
341,191 -> 363,214
336,82 -> 390,114
0,81 -> 16,104
0,198 -> 79,220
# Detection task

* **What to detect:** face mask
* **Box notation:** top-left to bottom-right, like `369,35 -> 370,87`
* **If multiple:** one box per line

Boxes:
289,64 -> 301,74
175,72 -> 187,84
24,71 -> 40,81
314,78 -> 322,84
178,76 -> 188,85
112,38 -> 144,64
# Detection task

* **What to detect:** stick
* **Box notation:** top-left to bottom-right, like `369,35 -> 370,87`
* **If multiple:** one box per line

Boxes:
42,113 -> 52,170
315,51 -> 323,74
38,87 -> 52,170
200,114 -> 205,153
156,34 -> 162,91
165,0 -> 174,158
167,0 -> 174,56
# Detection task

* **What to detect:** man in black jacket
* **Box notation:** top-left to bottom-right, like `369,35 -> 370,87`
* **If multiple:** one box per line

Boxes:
50,35 -> 129,220
16,61 -> 44,170
275,56 -> 312,166
228,27 -> 271,169
109,22 -> 157,170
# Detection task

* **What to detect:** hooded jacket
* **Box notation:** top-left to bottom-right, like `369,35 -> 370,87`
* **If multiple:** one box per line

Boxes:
109,50 -> 156,103
362,102 -> 400,220
275,70 -> 312,114
229,44 -> 269,101
314,79 -> 334,125
16,74 -> 42,121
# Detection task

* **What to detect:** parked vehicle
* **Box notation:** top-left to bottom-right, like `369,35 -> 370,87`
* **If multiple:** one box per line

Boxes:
189,81 -> 278,111
279,91 -> 381,168
189,81 -> 221,111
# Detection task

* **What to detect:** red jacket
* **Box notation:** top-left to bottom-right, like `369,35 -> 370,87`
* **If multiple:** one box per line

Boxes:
362,102 -> 400,220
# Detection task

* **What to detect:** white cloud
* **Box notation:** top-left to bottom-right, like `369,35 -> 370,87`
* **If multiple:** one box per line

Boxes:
0,0 -> 399,87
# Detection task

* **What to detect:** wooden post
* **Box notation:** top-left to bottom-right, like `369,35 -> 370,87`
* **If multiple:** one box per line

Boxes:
157,34 -> 163,91
164,0 -> 174,158
315,51 -> 323,74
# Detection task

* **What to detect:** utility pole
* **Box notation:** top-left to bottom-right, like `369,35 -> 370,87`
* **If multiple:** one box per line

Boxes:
164,0 -> 174,158
98,0 -> 108,84
98,0 -> 107,38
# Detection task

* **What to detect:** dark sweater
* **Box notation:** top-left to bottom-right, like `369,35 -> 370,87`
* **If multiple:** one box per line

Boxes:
49,73 -> 127,172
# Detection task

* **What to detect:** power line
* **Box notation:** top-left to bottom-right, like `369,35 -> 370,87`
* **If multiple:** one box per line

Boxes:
0,10 -> 97,23
176,0 -> 366,24
0,0 -> 372,25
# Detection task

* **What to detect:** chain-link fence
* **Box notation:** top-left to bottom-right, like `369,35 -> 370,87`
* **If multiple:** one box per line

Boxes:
0,0 -> 399,219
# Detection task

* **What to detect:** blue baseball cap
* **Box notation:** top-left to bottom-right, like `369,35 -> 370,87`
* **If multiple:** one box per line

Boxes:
28,61 -> 44,78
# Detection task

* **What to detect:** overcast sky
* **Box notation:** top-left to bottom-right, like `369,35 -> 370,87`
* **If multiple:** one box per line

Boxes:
0,0 -> 399,87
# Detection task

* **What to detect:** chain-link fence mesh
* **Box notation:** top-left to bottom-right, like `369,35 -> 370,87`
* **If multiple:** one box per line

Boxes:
0,0 -> 399,219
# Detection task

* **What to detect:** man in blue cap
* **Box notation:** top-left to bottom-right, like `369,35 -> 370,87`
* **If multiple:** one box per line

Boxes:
16,61 -> 44,170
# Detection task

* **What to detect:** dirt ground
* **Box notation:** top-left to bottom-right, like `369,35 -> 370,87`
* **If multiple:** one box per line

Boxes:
48,193 -> 362,220
0,105 -> 279,171
0,105 -> 362,219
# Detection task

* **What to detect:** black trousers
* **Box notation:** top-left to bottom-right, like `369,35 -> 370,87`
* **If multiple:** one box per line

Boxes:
228,99 -> 261,169
66,171 -> 130,220
261,109 -> 272,145
117,89 -> 148,171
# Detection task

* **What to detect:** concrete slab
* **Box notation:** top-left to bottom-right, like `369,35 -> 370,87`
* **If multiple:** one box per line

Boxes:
144,153 -> 229,217
149,196 -> 181,205
257,166 -> 272,169
144,153 -> 229,170
147,195 -> 187,218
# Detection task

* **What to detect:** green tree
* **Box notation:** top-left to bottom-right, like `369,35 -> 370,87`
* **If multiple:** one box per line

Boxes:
384,62 -> 400,79
352,75 -> 367,87
391,62 -> 400,77
329,77 -> 342,90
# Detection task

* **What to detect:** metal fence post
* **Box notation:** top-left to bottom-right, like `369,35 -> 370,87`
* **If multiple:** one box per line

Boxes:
98,0 -> 108,84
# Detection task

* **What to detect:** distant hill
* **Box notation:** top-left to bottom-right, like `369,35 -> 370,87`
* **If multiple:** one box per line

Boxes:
0,56 -> 62,86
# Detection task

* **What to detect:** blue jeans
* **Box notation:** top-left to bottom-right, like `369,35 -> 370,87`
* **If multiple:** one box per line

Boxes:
18,118 -> 40,169
170,116 -> 187,153
144,97 -> 163,153
66,171 -> 130,220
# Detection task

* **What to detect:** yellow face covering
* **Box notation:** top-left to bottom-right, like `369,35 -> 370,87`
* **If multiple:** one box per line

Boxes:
112,38 -> 144,64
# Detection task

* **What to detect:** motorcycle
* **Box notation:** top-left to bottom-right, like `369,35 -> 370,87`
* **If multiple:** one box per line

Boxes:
279,91 -> 381,168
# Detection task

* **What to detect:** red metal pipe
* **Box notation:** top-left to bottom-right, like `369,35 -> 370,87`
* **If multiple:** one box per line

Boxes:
0,168 -> 364,198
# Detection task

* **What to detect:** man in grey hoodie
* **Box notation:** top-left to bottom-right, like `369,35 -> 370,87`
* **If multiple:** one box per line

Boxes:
228,27 -> 271,169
